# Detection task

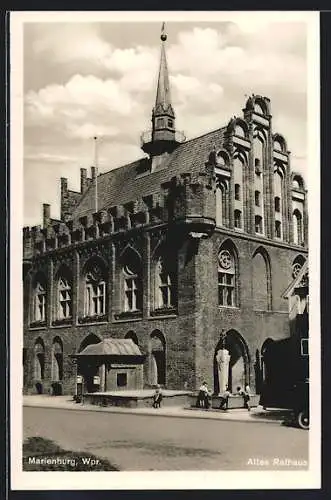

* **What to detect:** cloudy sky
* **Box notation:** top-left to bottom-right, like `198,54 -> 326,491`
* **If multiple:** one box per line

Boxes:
23,15 -> 309,227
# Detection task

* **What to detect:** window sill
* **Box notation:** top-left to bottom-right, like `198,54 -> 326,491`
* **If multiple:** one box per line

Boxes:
52,318 -> 72,327
78,315 -> 108,324
29,321 -> 47,329
114,311 -> 143,321
150,307 -> 178,317
218,306 -> 240,310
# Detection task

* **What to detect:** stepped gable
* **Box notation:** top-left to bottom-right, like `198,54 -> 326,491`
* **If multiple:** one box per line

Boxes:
72,126 -> 225,221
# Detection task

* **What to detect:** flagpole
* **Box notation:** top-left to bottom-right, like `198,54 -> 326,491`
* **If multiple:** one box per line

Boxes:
93,136 -> 98,213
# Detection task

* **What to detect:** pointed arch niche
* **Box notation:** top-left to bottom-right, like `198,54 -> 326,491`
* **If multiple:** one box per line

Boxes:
151,240 -> 177,313
31,272 -> 47,325
82,257 -> 108,319
252,247 -> 272,311
34,337 -> 45,394
119,246 -> 143,314
149,330 -> 166,387
54,265 -> 73,323
218,240 -> 239,308
213,330 -> 250,394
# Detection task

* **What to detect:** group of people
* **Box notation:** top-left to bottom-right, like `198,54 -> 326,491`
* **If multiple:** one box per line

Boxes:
196,382 -> 251,411
152,382 -> 252,411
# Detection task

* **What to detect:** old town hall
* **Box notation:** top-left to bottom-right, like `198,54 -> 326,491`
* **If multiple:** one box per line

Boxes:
23,26 -> 308,397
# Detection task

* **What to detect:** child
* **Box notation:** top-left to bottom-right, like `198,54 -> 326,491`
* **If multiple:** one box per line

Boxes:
196,381 -> 211,409
152,385 -> 163,408
219,385 -> 230,410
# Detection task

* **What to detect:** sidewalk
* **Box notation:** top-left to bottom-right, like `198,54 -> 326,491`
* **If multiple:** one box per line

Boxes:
23,395 -> 291,425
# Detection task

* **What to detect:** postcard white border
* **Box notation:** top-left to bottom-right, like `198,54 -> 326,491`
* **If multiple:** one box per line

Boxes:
10,10 -> 321,490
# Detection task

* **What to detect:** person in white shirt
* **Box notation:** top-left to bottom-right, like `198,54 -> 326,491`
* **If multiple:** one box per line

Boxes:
196,381 -> 211,409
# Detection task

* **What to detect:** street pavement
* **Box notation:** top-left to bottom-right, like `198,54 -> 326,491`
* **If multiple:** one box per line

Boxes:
23,404 -> 308,471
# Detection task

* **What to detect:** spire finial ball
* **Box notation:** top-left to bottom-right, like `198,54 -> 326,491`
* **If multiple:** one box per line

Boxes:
161,32 -> 167,42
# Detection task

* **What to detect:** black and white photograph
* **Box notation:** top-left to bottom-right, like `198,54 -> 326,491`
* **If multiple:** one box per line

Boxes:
10,11 -> 320,490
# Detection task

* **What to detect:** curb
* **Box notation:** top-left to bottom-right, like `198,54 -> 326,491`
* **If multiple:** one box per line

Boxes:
23,402 -> 284,425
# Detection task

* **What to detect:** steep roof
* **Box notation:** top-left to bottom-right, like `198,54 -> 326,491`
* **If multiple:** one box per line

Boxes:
72,127 -> 226,221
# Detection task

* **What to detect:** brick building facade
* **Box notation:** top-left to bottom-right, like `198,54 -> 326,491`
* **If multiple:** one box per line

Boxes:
23,27 -> 308,396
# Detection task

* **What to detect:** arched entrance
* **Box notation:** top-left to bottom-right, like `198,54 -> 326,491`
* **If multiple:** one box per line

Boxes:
214,330 -> 250,394
149,330 -> 166,386
77,334 -> 102,393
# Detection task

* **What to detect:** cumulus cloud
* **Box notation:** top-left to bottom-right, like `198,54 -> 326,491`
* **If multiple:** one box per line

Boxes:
23,20 -> 309,226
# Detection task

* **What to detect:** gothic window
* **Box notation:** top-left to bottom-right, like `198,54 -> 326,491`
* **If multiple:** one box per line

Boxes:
234,210 -> 242,229
252,249 -> 271,311
155,258 -> 176,309
33,280 -> 46,323
274,196 -> 281,212
235,184 -> 240,201
275,220 -> 282,239
123,265 -> 142,312
293,209 -> 303,245
254,158 -> 261,174
58,277 -> 72,319
255,190 -> 261,207
216,184 -> 224,226
84,262 -> 106,317
218,247 -> 237,307
255,215 -> 263,234
168,119 -> 173,128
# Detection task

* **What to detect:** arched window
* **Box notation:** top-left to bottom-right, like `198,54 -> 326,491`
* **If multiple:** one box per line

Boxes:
32,274 -> 47,323
255,215 -> 263,234
252,249 -> 271,310
255,190 -> 261,207
275,220 -> 282,239
218,245 -> 238,307
58,276 -> 72,319
121,249 -> 142,312
234,209 -> 242,229
84,260 -> 107,317
234,183 -> 240,201
149,330 -> 166,386
274,196 -> 281,212
216,183 -> 224,226
155,257 -> 176,309
293,209 -> 303,245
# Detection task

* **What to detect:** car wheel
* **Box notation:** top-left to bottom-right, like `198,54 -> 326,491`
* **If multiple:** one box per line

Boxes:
297,410 -> 309,430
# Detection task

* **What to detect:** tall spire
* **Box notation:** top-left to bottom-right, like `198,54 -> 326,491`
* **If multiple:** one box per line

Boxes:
154,23 -> 173,114
140,22 -> 185,158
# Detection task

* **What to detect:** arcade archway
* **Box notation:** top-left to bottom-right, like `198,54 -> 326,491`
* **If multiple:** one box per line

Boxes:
214,330 -> 250,394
